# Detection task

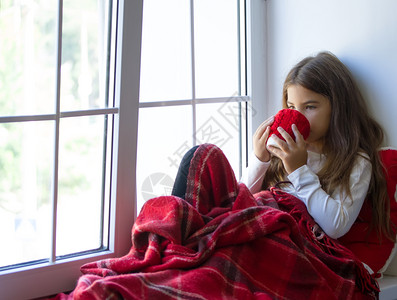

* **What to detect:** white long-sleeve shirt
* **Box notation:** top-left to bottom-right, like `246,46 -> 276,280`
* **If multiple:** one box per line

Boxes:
240,151 -> 372,239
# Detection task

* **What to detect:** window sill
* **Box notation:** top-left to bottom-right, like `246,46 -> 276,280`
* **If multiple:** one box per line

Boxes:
0,250 -> 116,299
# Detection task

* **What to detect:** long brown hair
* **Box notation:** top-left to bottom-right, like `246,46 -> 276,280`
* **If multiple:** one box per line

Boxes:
263,51 -> 393,240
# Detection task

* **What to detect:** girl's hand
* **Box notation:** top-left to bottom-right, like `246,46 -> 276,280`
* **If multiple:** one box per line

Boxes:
267,124 -> 308,174
253,116 -> 274,162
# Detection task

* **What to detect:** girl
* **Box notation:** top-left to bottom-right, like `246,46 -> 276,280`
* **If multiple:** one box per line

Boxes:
241,51 -> 393,242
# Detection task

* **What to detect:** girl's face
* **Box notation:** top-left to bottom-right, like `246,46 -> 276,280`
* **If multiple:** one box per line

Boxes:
286,84 -> 331,153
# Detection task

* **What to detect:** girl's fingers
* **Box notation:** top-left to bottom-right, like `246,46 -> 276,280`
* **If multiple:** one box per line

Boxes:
267,144 -> 284,159
255,116 -> 274,137
253,116 -> 274,162
292,124 -> 305,145
267,135 -> 287,152
254,126 -> 270,145
267,125 -> 308,174
277,127 -> 294,144
263,126 -> 270,140
277,124 -> 306,146
264,115 -> 275,125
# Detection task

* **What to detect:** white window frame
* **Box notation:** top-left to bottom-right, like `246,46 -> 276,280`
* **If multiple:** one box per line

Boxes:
0,1 -> 142,298
137,0 -> 250,187
0,0 -> 266,299
246,0 -> 267,153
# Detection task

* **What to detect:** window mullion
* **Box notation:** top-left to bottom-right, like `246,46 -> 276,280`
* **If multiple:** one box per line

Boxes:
190,0 -> 197,145
50,0 -> 64,264
237,0 -> 243,177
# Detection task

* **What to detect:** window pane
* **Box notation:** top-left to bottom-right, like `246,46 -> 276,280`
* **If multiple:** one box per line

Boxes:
196,102 -> 243,177
139,0 -> 192,102
56,115 -> 110,256
61,0 -> 112,111
136,106 -> 193,212
0,1 -> 57,115
194,0 -> 239,98
0,121 -> 54,268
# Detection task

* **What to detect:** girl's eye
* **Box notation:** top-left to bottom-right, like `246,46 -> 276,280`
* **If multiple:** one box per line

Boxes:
288,106 -> 295,110
306,105 -> 316,110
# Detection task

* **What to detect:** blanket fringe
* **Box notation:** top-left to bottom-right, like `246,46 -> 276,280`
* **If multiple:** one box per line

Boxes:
269,187 -> 380,296
312,223 -> 379,294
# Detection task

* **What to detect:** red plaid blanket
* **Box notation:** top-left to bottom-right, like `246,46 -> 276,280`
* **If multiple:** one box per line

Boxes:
55,144 -> 378,300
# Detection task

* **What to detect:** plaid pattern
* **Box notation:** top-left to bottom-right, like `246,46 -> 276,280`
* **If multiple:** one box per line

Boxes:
55,144 -> 378,300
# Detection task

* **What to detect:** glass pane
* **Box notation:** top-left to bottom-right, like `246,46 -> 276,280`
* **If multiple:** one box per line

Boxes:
56,115 -> 110,256
139,0 -> 192,102
61,0 -> 113,111
196,102 -> 244,178
137,106 -> 193,213
0,0 -> 57,115
0,121 -> 54,268
194,0 -> 239,98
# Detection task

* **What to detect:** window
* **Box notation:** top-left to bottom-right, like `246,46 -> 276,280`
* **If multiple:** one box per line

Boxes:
0,0 -> 142,298
0,0 -> 266,298
136,0 -> 250,212
0,0 -> 116,269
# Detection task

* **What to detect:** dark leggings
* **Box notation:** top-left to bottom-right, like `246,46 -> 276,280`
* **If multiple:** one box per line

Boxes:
171,145 -> 199,199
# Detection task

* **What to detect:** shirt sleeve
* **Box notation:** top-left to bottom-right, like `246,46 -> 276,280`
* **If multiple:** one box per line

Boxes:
240,152 -> 270,194
287,154 -> 372,239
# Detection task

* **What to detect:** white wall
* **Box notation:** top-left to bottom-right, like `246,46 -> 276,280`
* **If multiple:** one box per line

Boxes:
263,0 -> 397,147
